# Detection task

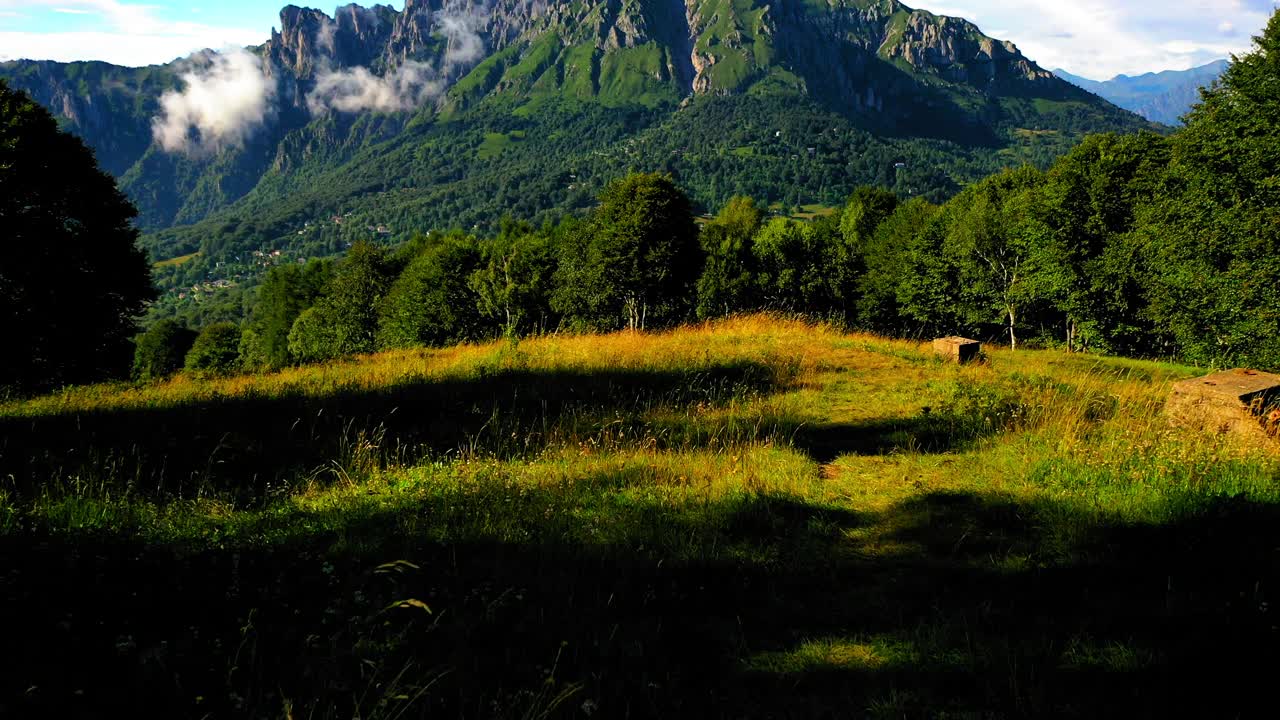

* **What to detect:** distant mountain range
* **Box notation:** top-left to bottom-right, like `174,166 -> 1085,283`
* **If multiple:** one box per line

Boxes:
1054,60 -> 1228,126
1,0 -> 1154,282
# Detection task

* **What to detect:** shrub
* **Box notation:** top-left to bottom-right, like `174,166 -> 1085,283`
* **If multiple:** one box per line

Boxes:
184,323 -> 242,376
132,320 -> 196,381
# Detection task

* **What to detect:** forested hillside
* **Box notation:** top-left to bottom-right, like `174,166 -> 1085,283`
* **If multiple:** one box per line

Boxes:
1,0 -> 1153,318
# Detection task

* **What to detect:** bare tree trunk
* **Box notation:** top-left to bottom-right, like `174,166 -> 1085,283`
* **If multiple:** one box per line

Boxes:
624,295 -> 639,331
1008,305 -> 1018,351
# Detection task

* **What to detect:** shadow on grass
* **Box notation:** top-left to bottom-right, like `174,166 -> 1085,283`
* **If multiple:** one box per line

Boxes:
0,361 -> 782,501
791,414 -> 994,462
4,487 -> 1277,719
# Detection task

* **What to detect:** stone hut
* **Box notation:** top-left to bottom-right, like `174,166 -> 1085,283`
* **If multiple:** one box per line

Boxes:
1166,369 -> 1280,445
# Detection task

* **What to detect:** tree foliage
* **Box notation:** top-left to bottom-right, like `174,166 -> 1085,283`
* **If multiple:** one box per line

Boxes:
288,242 -> 393,362
184,322 -> 243,376
0,79 -> 155,392
696,196 -> 765,319
379,235 -> 483,349
555,173 -> 701,330
240,260 -> 333,370
133,320 -> 196,381
1135,13 -> 1280,368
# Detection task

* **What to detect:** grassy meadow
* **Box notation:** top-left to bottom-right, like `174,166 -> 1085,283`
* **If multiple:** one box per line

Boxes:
2,315 -> 1278,718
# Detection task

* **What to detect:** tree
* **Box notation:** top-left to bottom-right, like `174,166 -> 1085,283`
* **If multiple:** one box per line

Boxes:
836,186 -> 898,313
556,173 -> 702,331
468,220 -> 557,337
548,217 -> 603,331
0,80 -> 155,392
184,323 -> 242,376
132,320 -> 196,381
288,242 -> 393,362
379,234 -> 483,349
696,196 -> 765,319
857,198 -> 938,332
1136,12 -> 1280,368
287,307 -> 338,365
896,219 -> 966,338
1025,133 -> 1170,354
840,187 -> 900,251
240,260 -> 332,370
753,217 -> 833,313
896,167 -> 1048,348
945,167 -> 1047,349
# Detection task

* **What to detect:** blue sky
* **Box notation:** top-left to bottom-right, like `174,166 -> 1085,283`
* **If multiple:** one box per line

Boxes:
0,0 -> 1275,78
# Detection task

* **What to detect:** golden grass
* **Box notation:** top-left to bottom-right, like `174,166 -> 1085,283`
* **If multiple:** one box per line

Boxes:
0,315 -> 834,418
7,314 -> 1278,549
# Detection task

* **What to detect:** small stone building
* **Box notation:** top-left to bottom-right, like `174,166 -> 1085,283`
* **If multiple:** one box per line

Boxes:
933,337 -> 981,364
1166,369 -> 1280,445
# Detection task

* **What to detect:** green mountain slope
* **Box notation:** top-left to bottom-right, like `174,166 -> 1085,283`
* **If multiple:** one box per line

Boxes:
2,0 -> 1153,289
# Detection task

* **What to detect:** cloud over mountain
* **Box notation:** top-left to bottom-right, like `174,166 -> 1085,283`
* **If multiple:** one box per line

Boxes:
152,46 -> 274,155
304,2 -> 489,115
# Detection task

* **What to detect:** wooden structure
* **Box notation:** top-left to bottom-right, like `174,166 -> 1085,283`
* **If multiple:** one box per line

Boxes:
932,337 -> 981,364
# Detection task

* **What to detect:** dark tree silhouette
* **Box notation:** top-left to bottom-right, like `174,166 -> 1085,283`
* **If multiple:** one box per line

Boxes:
0,80 -> 155,393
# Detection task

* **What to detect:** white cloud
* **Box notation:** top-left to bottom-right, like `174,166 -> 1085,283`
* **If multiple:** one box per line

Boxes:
910,0 -> 1277,78
306,2 -> 489,115
0,0 -> 265,67
438,5 -> 486,68
307,60 -> 444,113
152,46 -> 275,155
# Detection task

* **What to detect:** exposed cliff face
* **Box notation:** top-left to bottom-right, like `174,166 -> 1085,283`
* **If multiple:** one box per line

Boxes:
258,0 -> 1067,111
880,11 -> 1054,87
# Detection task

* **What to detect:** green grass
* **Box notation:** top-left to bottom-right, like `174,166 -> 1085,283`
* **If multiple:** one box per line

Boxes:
596,44 -> 681,108
3,315 -> 1278,718
476,130 -> 526,159
153,250 -> 200,267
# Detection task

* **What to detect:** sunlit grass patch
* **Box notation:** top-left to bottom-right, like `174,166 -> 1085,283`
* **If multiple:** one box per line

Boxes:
746,634 -> 968,674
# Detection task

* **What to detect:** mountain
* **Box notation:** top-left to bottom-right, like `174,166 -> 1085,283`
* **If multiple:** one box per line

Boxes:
1,0 -> 1153,290
1054,60 -> 1228,126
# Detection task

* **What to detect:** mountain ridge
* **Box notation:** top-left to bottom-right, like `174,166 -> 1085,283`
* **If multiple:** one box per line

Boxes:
1,0 -> 1153,288
1054,60 -> 1227,125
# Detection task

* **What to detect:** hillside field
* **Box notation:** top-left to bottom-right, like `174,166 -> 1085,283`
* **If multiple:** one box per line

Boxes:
2,316 -> 1278,718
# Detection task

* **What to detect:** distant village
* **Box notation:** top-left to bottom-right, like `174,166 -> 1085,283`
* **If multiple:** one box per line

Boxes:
167,211 -> 396,306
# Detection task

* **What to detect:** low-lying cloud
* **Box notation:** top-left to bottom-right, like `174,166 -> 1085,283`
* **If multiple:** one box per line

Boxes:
307,60 -> 444,113
152,46 -> 275,155
149,2 -> 499,150
305,3 -> 489,115
438,6 -> 486,68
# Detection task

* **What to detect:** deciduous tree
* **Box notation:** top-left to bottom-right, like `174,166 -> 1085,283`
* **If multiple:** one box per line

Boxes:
0,80 -> 155,392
